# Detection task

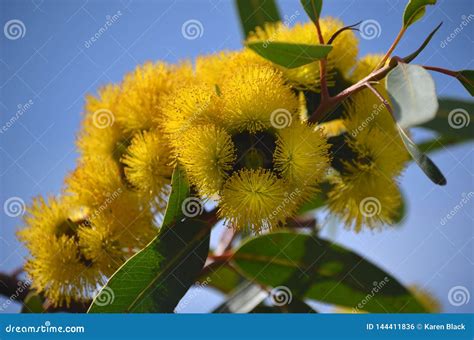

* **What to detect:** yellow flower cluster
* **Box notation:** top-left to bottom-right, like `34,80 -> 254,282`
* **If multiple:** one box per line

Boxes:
327,54 -> 409,231
18,18 -> 411,306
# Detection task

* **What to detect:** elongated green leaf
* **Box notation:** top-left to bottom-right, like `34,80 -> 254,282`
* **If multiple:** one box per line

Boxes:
420,98 -> 474,139
235,0 -> 281,38
247,42 -> 333,69
386,63 -> 439,128
198,263 -> 243,294
457,70 -> 474,96
300,0 -> 322,24
232,231 -> 428,313
88,166 -> 211,313
398,126 -> 447,185
403,22 -> 442,63
403,0 -> 437,28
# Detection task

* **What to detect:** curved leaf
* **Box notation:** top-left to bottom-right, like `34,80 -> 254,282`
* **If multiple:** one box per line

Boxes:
398,126 -> 447,185
247,42 -> 332,69
232,231 -> 428,313
235,0 -> 281,38
88,166 -> 211,313
403,0 -> 437,28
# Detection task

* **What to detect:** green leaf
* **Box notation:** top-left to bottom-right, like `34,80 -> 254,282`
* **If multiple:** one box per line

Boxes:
232,231 -> 428,313
398,126 -> 447,185
300,0 -> 322,24
213,282 -> 268,313
247,42 -> 333,69
198,264 -> 243,294
403,22 -> 442,63
235,0 -> 281,38
403,0 -> 437,28
386,63 -> 439,128
21,293 -> 45,313
457,70 -> 474,96
88,166 -> 211,313
420,98 -> 474,140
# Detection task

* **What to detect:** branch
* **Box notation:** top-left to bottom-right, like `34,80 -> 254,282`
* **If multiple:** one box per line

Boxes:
309,59 -> 398,123
376,27 -> 407,69
422,65 -> 459,78
314,19 -> 329,100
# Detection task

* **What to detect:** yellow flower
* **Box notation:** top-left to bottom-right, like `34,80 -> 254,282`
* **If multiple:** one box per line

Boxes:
343,91 -> 409,175
219,169 -> 293,231
162,83 -> 223,143
178,125 -> 236,197
221,65 -> 299,133
195,50 -> 271,86
66,157 -> 156,247
247,17 -> 359,90
274,122 -> 330,188
77,219 -> 124,273
171,67 -> 330,230
77,84 -> 131,163
17,196 -> 103,306
121,129 -> 173,208
328,174 -> 402,232
23,234 -> 102,306
115,61 -> 193,131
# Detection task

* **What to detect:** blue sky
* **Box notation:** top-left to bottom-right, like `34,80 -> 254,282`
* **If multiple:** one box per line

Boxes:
0,0 -> 473,313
